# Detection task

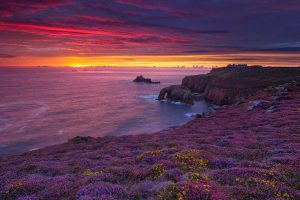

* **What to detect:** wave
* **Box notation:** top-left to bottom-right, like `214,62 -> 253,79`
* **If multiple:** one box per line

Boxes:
138,95 -> 190,106
57,129 -> 64,135
159,99 -> 190,106
32,102 -> 48,117
1,101 -> 48,133
0,118 -> 11,133
185,112 -> 198,118
29,147 -> 40,151
137,94 -> 158,101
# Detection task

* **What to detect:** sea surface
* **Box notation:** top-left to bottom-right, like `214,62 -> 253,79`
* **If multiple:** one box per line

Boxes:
0,67 -> 211,156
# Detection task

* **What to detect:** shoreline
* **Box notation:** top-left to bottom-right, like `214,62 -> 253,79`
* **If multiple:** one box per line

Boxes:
0,98 -> 214,158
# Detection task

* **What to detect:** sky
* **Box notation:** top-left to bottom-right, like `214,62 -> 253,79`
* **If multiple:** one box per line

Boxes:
0,0 -> 299,67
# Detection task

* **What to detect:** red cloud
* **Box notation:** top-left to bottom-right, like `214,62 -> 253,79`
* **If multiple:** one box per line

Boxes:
0,0 -> 71,17
0,21 -> 142,38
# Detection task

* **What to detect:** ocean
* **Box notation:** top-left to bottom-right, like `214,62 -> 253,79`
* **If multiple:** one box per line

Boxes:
0,67 -> 211,156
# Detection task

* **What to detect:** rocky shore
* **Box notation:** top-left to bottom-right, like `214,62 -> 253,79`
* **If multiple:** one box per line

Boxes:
158,67 -> 300,105
182,67 -> 300,105
1,68 -> 300,200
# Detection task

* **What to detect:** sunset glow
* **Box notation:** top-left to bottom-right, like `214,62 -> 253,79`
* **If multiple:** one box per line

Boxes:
0,0 -> 299,67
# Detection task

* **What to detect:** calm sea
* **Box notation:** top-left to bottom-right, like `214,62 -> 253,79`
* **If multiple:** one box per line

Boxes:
0,67 -> 211,156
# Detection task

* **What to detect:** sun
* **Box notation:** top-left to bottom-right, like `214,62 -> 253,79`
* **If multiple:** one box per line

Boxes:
71,64 -> 87,68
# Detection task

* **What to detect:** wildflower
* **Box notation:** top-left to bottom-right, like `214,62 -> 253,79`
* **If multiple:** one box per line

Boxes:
150,164 -> 166,179
137,150 -> 163,159
82,169 -> 103,176
174,153 -> 208,172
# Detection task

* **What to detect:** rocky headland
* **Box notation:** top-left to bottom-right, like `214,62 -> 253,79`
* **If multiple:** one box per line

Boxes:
159,66 -> 300,105
1,67 -> 300,200
182,66 -> 300,105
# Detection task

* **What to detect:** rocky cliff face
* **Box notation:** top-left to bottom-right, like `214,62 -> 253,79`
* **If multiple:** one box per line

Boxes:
182,67 -> 300,105
157,85 -> 194,104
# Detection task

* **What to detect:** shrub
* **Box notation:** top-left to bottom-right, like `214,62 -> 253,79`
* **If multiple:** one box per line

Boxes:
174,153 -> 208,172
150,164 -> 166,179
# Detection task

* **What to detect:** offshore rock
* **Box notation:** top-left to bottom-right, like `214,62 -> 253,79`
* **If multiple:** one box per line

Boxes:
133,75 -> 160,84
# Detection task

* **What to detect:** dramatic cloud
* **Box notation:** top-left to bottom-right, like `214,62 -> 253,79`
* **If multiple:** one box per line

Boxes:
0,0 -> 71,17
0,0 -> 299,66
0,54 -> 15,58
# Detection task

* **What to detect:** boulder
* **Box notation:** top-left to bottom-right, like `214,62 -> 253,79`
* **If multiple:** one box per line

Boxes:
133,75 -> 160,84
157,85 -> 194,105
247,100 -> 272,111
69,136 -> 94,144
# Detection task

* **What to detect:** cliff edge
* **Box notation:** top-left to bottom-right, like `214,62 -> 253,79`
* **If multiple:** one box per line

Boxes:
182,67 -> 300,105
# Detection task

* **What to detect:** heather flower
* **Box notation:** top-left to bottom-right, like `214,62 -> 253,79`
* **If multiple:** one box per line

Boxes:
136,150 -> 165,163
39,175 -> 75,199
129,180 -> 173,199
158,181 -> 214,200
16,195 -> 38,200
165,168 -> 183,182
76,182 -> 127,199
3,176 -> 46,199
84,173 -> 115,184
209,158 -> 237,169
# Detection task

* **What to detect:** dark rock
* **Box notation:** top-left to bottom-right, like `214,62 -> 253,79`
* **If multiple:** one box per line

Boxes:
247,100 -> 272,111
69,136 -> 93,144
191,93 -> 203,101
194,109 -> 216,118
133,75 -> 160,84
235,96 -> 246,105
157,85 -> 194,105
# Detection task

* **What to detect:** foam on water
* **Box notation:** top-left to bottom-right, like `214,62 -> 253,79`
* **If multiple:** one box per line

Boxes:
185,112 -> 198,118
137,94 -> 158,101
159,99 -> 191,106
29,148 -> 40,151
57,129 -> 64,135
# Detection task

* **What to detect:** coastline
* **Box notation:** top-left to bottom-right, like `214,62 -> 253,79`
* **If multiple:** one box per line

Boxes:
1,73 -> 299,199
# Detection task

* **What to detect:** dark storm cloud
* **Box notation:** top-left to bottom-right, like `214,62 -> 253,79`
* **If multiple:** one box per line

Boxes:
0,0 -> 299,57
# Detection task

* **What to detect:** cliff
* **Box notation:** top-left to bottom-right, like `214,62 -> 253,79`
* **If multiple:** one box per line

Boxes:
182,67 -> 300,105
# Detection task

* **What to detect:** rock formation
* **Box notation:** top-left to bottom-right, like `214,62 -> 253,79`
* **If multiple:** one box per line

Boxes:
157,85 -> 194,105
133,75 -> 160,84
182,67 -> 300,105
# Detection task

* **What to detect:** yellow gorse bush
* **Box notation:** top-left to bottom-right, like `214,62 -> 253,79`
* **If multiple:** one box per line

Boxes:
151,163 -> 166,179
174,153 -> 208,172
82,168 -> 102,176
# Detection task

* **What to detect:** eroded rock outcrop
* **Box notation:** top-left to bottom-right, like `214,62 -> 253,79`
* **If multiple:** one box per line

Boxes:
157,85 -> 194,105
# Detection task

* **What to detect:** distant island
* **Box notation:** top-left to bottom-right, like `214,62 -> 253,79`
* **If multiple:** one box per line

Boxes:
133,75 -> 161,84
1,65 -> 300,200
